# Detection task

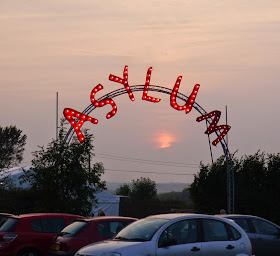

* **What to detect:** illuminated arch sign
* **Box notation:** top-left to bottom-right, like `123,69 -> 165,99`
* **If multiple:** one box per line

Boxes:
63,66 -> 231,146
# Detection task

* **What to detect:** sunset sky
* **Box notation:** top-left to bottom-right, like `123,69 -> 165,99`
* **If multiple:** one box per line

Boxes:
1,0 -> 280,184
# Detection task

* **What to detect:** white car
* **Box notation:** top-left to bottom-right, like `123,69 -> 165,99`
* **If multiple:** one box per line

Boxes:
75,213 -> 254,256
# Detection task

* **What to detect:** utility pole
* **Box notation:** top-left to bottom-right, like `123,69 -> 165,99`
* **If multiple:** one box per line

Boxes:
226,105 -> 234,214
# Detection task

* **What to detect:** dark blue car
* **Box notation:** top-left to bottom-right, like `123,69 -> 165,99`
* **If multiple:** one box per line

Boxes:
216,214 -> 280,256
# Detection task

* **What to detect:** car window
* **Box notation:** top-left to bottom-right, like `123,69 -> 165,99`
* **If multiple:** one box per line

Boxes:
231,218 -> 251,233
70,218 -> 77,223
31,218 -> 66,233
58,221 -> 89,237
203,219 -> 229,241
158,219 -> 198,247
251,219 -> 279,236
0,215 -> 9,223
115,218 -> 169,242
227,224 -> 241,240
0,218 -> 19,232
97,221 -> 131,239
31,219 -> 43,232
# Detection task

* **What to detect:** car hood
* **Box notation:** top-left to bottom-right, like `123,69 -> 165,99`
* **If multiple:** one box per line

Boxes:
77,240 -> 154,255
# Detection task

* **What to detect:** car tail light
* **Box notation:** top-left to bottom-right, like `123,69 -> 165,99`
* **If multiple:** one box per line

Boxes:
249,238 -> 255,256
50,240 -> 85,252
3,233 -> 18,243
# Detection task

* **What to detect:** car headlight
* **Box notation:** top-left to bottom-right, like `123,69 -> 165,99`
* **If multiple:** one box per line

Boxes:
101,253 -> 122,256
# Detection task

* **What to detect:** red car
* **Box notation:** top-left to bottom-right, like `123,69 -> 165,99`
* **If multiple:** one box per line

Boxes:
48,216 -> 138,256
0,213 -> 83,256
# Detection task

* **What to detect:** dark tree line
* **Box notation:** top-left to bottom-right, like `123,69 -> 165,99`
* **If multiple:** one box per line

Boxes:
116,177 -> 159,218
116,177 -> 158,202
116,177 -> 193,218
189,151 -> 280,224
0,122 -> 105,216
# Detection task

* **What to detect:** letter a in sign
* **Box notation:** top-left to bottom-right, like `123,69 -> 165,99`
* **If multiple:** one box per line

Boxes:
196,110 -> 231,146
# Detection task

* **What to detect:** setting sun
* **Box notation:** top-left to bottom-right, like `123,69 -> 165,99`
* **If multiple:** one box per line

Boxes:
155,132 -> 177,149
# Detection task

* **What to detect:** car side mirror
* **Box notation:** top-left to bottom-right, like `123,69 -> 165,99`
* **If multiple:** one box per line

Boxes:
159,238 -> 177,248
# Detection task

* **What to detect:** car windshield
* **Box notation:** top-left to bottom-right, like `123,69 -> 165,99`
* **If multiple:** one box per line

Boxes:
0,218 -> 19,232
57,221 -> 89,237
114,218 -> 169,242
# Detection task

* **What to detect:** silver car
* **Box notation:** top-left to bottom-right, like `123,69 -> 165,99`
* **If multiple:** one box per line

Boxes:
75,213 -> 254,256
216,214 -> 280,256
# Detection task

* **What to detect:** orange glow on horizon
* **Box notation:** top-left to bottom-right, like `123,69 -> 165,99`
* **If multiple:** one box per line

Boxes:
155,132 -> 177,149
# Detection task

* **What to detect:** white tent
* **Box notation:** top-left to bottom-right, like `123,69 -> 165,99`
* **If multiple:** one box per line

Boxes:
93,190 -> 120,216
2,167 -> 120,216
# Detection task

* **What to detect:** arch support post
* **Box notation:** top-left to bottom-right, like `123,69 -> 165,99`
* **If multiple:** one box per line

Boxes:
224,146 -> 234,214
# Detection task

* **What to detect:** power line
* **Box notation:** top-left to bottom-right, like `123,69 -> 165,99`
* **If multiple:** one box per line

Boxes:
104,168 -> 196,176
95,153 -> 200,168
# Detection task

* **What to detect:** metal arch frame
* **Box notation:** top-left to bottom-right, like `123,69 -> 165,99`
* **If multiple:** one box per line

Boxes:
64,85 -> 235,213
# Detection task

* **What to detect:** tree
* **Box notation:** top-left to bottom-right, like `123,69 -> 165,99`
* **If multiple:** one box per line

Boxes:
188,151 -> 280,224
235,151 -> 267,217
265,153 -> 280,223
20,120 -> 106,216
0,187 -> 41,214
235,151 -> 280,223
158,188 -> 192,205
0,126 -> 27,170
116,183 -> 131,196
188,155 -> 228,214
130,177 -> 157,201
117,177 -> 158,218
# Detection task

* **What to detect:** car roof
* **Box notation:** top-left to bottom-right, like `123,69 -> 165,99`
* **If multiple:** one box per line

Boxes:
215,214 -> 280,226
145,213 -> 225,220
8,213 -> 84,219
215,214 -> 268,219
0,213 -> 12,216
216,214 -> 254,217
75,216 -> 138,222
